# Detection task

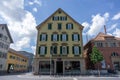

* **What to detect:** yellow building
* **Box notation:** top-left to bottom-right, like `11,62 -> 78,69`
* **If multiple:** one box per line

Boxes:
34,8 -> 86,75
6,48 -> 28,73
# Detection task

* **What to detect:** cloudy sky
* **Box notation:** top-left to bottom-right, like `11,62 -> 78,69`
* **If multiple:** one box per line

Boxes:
0,0 -> 120,54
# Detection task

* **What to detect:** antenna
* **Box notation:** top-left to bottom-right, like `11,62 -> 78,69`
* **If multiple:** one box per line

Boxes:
104,25 -> 107,34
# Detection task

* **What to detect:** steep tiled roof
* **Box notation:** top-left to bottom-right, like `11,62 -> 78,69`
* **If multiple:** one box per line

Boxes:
93,32 -> 120,41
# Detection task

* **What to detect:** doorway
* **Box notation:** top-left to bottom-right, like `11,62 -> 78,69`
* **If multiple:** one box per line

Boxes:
56,61 -> 63,74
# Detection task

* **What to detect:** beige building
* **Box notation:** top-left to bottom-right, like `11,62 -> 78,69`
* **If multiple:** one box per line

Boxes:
6,48 -> 28,73
34,8 -> 86,75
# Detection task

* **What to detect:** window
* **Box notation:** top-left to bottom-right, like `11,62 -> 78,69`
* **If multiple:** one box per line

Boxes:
52,34 -> 59,41
66,23 -> 73,29
73,46 -> 81,55
110,42 -> 116,47
72,34 -> 80,41
58,23 -> 62,30
39,46 -> 47,55
60,16 -> 67,21
51,46 -> 57,54
0,33 -> 3,38
40,34 -> 47,41
60,46 -> 68,55
96,42 -> 103,47
48,23 -> 52,30
61,34 -> 68,41
0,64 -> 2,69
52,16 -> 59,21
111,52 -> 119,56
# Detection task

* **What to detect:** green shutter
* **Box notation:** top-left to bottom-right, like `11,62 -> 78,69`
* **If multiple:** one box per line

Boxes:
45,47 -> 47,54
66,24 -> 68,29
65,16 -> 67,21
67,46 -> 69,54
72,24 -> 73,29
38,47 -> 41,54
60,46 -> 62,54
67,34 -> 68,41
40,34 -> 42,41
51,34 -> 53,41
61,34 -> 62,41
72,46 -> 74,54
50,46 -> 52,54
79,46 -> 81,54
72,34 -> 73,41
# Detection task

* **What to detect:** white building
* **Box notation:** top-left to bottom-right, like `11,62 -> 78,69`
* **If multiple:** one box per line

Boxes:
0,24 -> 13,73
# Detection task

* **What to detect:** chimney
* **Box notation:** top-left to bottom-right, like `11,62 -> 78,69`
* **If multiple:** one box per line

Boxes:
104,25 -> 107,34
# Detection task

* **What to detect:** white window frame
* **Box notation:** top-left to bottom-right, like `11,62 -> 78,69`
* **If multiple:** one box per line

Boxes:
40,46 -> 45,55
74,46 -> 79,55
53,34 -> 57,41
74,34 -> 78,41
62,34 -> 67,41
67,23 -> 72,29
41,34 -> 46,41
62,46 -> 67,55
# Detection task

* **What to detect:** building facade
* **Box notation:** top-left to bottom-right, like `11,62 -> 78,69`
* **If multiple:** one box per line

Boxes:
84,32 -> 120,72
6,48 -> 28,73
0,24 -> 13,73
34,8 -> 86,75
17,51 -> 34,72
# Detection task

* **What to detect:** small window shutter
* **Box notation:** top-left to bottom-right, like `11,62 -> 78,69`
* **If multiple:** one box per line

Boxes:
50,46 -> 52,54
72,34 -> 74,41
66,24 -> 68,29
51,34 -> 53,41
72,24 -> 73,29
60,46 -> 62,54
61,34 -> 62,41
67,46 -> 69,54
79,46 -> 81,54
40,34 -> 42,41
67,34 -> 68,41
65,16 -> 67,20
78,34 -> 80,41
38,47 -> 41,54
52,17 -> 54,20
57,34 -> 59,41
72,46 -> 74,54
54,46 -> 57,54
45,47 -> 47,54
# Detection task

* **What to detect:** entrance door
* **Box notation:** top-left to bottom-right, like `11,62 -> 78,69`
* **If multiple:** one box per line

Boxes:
56,61 -> 63,74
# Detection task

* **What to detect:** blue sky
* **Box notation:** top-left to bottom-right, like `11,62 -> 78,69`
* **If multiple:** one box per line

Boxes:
0,0 -> 120,54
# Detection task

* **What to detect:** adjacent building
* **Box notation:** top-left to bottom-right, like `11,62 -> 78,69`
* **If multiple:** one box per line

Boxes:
6,48 -> 28,73
17,51 -> 34,71
34,8 -> 86,75
84,32 -> 120,71
0,24 -> 13,73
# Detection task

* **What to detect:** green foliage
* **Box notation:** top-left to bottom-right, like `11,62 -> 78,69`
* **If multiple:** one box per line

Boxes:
90,46 -> 104,64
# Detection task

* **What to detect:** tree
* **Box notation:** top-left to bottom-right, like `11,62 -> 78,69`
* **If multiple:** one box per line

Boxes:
90,46 -> 104,76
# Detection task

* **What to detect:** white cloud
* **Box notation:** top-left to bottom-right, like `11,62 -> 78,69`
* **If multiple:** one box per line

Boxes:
87,13 -> 109,36
0,0 -> 37,53
112,13 -> 120,20
107,24 -> 117,32
113,28 -> 120,37
82,22 -> 90,31
33,7 -> 38,12
28,0 -> 42,6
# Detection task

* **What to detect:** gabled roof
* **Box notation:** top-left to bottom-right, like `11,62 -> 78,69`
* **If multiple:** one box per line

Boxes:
93,32 -> 120,41
36,8 -> 84,30
0,24 -> 13,43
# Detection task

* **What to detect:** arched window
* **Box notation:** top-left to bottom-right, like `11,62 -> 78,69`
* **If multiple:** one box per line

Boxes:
111,52 -> 119,56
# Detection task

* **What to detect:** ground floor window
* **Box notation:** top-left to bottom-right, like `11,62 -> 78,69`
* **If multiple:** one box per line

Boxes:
64,61 -> 80,74
114,62 -> 120,71
39,61 -> 50,72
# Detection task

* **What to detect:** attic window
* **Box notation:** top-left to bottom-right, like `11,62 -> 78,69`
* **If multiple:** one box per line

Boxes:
58,11 -> 61,14
2,27 -> 4,30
